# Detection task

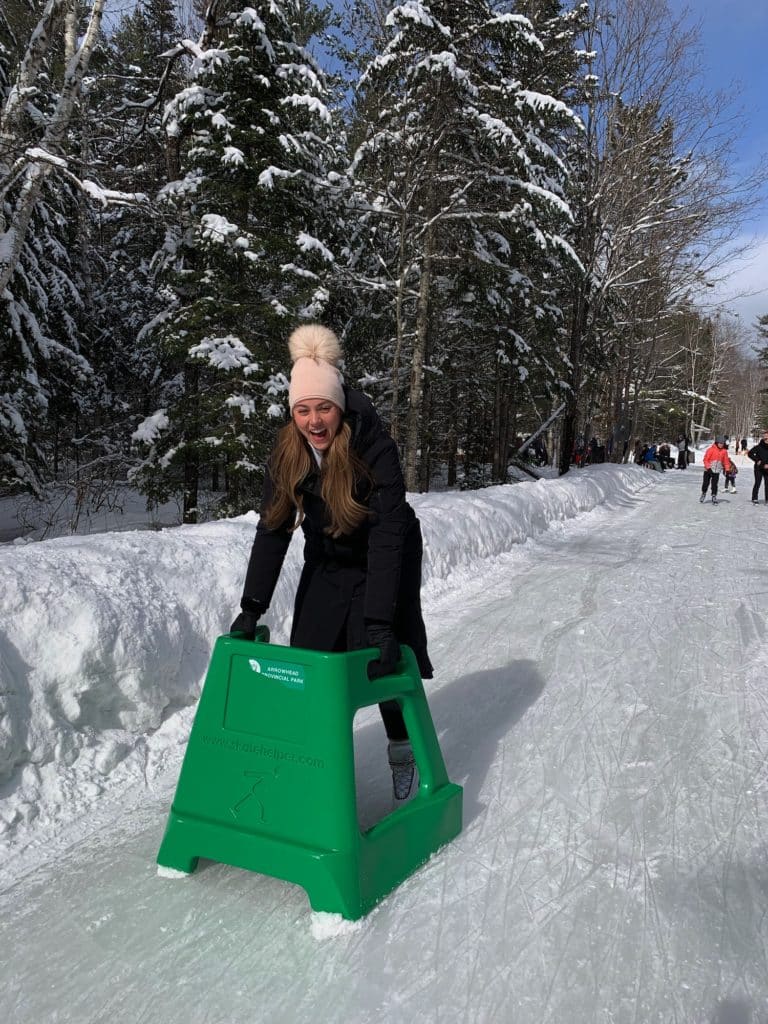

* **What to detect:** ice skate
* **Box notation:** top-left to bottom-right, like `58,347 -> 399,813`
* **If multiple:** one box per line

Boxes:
699,493 -> 706,503
711,495 -> 718,504
388,740 -> 418,804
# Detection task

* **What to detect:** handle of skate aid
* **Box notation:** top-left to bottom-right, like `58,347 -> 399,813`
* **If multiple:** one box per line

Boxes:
363,643 -> 406,684
228,623 -> 271,643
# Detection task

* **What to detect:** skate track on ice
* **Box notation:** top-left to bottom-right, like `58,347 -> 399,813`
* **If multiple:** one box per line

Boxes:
2,465 -> 768,1024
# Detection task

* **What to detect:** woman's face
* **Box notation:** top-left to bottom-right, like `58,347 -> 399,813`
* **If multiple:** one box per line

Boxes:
292,398 -> 343,452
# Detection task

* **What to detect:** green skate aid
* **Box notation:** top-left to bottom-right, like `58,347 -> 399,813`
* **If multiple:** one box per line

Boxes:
156,628 -> 463,919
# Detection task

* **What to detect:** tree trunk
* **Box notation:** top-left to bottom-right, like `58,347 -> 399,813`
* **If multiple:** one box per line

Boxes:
390,210 -> 410,442
404,224 -> 434,492
446,372 -> 458,488
559,287 -> 589,475
183,364 -> 200,524
491,361 -> 505,481
418,357 -> 432,492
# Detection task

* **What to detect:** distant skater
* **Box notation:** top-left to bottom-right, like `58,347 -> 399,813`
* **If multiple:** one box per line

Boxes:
676,433 -> 691,469
722,439 -> 737,493
700,436 -> 733,505
748,429 -> 768,503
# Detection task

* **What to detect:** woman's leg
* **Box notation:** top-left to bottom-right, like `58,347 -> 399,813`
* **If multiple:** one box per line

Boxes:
753,466 -> 763,501
339,597 -> 410,740
379,700 -> 408,741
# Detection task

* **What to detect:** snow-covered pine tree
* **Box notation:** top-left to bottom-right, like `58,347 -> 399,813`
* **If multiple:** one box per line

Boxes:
135,0 -> 340,521
482,0 -> 586,479
0,0 -> 105,495
75,0 -> 186,486
346,0 -> 581,489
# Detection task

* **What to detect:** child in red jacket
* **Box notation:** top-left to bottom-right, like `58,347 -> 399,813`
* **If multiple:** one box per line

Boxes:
700,436 -> 734,504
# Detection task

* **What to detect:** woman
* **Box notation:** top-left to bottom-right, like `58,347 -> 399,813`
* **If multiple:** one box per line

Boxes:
231,324 -> 431,802
699,435 -> 733,504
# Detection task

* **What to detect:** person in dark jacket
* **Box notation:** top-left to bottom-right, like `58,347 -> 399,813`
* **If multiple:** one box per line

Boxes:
748,430 -> 768,503
230,324 -> 430,802
676,433 -> 691,469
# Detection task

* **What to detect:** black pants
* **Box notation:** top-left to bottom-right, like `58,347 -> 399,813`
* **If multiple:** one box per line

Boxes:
752,466 -> 768,501
290,566 -> 409,741
702,469 -> 720,496
327,621 -> 407,741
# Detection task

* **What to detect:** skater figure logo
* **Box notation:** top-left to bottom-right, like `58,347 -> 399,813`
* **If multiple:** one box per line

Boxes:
229,768 -> 278,823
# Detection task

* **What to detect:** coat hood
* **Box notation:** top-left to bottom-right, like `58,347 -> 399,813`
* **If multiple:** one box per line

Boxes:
342,387 -> 388,455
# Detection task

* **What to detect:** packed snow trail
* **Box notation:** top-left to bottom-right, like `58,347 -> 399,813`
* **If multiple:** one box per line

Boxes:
3,465 -> 768,1024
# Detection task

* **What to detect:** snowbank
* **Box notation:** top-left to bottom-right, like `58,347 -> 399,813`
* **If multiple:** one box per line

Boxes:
0,465 -> 658,857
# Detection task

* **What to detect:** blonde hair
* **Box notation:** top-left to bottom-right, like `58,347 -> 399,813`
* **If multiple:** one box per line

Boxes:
263,420 -> 372,538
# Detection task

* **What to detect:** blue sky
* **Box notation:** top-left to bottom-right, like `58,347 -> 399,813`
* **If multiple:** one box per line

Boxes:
668,0 -> 768,173
667,0 -> 768,326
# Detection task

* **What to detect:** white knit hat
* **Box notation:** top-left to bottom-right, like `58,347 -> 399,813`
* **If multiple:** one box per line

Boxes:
287,324 -> 345,412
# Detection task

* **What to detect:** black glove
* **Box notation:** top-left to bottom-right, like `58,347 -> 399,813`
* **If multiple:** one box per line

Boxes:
229,598 -> 265,640
366,620 -> 401,680
229,610 -> 260,640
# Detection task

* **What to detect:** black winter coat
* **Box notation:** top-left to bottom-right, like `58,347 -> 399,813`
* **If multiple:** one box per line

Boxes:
748,440 -> 768,467
240,387 -> 432,678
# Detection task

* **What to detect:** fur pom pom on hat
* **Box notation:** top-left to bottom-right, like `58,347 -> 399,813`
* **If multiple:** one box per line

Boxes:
288,324 -> 345,412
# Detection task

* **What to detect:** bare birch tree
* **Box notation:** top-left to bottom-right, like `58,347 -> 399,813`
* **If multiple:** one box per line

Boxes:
558,0 -> 766,472
0,0 -> 106,294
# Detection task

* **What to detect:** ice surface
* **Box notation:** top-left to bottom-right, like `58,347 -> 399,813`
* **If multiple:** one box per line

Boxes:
2,457 -> 767,1023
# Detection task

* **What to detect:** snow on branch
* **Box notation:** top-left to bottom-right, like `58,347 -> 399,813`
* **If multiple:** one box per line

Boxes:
199,213 -> 241,244
414,51 -> 477,94
234,9 -> 267,34
132,410 -> 169,444
386,2 -> 451,37
11,148 -> 149,209
279,93 -> 331,124
296,232 -> 334,263
517,90 -> 575,120
225,394 -> 257,418
258,166 -> 301,189
189,335 -> 255,371
483,13 -> 542,51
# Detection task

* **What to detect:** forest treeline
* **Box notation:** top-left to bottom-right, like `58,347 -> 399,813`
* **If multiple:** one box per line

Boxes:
1,0 -> 766,523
